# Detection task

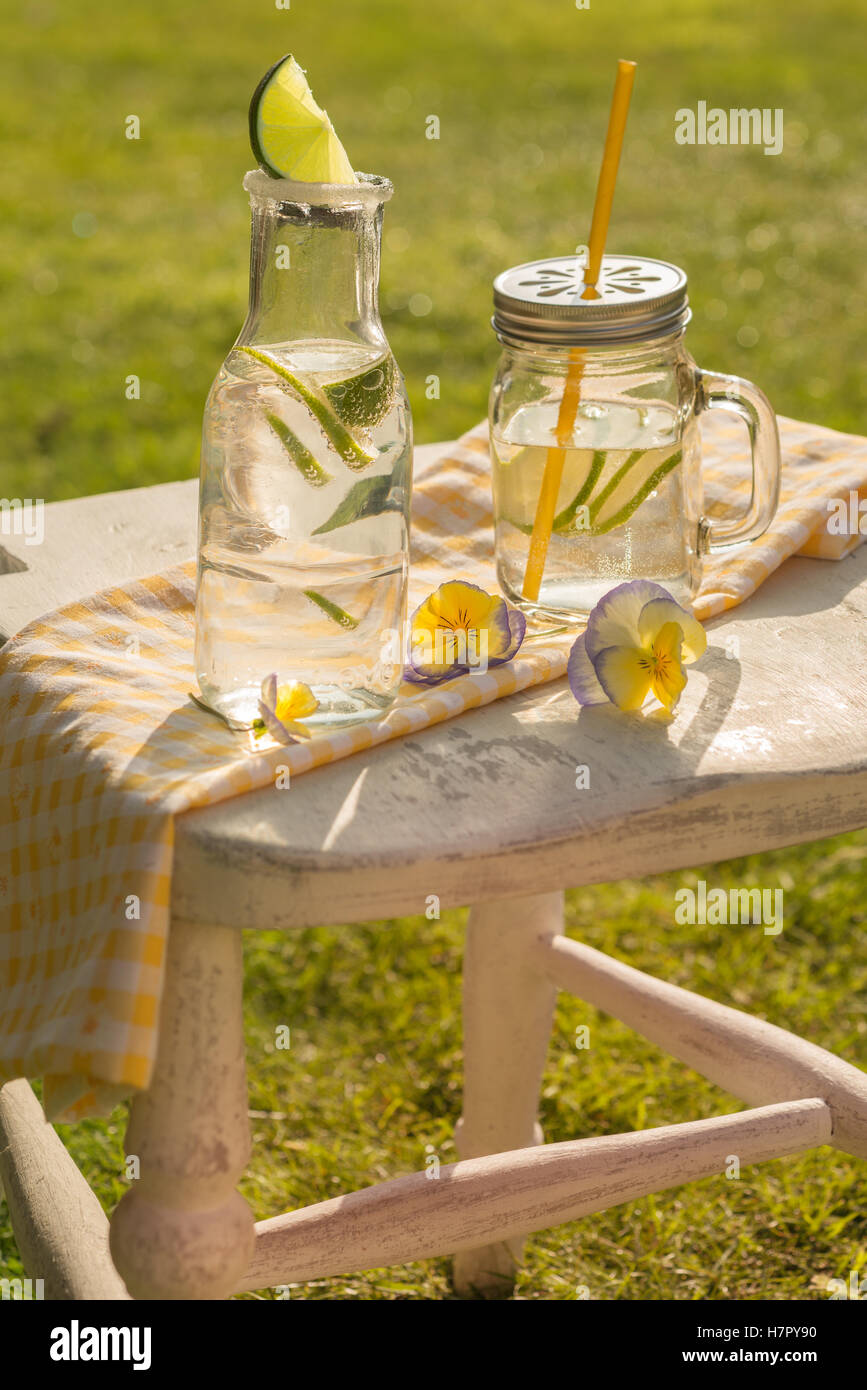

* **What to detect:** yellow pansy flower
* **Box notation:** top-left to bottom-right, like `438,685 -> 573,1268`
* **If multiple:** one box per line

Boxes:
256,674 -> 318,742
568,580 -> 707,713
405,580 -> 526,686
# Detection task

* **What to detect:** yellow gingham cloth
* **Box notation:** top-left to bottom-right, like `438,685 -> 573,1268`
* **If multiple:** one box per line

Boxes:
1,411 -> 865,1122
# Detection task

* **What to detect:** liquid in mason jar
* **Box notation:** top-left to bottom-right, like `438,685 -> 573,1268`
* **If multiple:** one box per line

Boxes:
491,399 -> 701,618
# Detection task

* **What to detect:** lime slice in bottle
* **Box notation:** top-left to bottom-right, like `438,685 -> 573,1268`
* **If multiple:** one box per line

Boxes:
240,345 -> 375,469
303,589 -> 359,629
323,356 -> 396,431
249,54 -> 357,183
265,411 -> 333,487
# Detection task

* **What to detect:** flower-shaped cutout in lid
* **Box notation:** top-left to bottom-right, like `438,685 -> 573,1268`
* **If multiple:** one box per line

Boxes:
493,254 -> 689,347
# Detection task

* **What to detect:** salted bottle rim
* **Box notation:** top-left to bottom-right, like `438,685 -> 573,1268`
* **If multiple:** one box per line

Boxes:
243,168 -> 394,213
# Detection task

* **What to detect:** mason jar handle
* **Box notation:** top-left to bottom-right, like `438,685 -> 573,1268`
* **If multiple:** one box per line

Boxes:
694,368 -> 781,551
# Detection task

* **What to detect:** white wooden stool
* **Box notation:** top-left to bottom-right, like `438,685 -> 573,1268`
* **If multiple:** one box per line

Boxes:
2,445 -> 866,1300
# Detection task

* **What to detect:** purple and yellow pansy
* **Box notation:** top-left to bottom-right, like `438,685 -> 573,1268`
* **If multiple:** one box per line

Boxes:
404,580 -> 526,687
567,579 -> 707,714
254,674 -> 319,742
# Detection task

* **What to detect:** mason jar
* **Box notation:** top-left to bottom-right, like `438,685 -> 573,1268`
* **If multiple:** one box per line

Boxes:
489,254 -> 781,619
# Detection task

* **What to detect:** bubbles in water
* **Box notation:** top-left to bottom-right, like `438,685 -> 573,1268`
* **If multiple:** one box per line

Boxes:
196,342 -> 410,726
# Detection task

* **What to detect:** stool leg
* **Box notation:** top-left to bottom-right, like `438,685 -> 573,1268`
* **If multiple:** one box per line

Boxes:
109,918 -> 255,1299
452,890 -> 561,1298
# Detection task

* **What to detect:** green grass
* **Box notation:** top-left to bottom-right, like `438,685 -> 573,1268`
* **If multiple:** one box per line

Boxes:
2,834 -> 864,1301
1,0 -> 865,1301
1,0 -> 865,500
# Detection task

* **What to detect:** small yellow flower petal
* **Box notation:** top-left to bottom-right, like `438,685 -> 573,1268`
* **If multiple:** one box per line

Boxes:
637,597 -> 707,664
275,681 -> 318,723
409,581 -> 513,675
593,645 -> 655,711
410,605 -> 443,642
427,580 -> 500,631
648,621 -> 687,710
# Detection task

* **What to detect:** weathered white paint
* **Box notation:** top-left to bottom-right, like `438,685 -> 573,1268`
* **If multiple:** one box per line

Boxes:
170,545 -> 867,931
0,1078 -> 130,1299
3,444 -> 865,937
2,442 -> 865,1302
453,891 -> 561,1297
540,933 -> 867,1160
236,1098 -> 831,1291
109,920 -> 254,1300
0,480 -> 198,645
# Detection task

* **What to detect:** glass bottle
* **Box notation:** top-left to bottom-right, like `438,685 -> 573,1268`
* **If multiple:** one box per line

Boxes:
489,254 -> 780,619
195,169 -> 412,728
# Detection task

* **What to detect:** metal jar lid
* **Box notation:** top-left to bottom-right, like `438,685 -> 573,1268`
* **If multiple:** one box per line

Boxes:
492,253 -> 690,347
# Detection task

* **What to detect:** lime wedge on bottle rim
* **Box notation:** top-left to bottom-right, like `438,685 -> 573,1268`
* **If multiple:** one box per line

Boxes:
249,54 -> 357,184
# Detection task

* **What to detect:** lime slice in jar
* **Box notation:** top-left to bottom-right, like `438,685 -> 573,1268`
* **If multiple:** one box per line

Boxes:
588,447 -> 682,534
249,54 -> 357,184
495,442 -> 684,537
494,443 -> 611,533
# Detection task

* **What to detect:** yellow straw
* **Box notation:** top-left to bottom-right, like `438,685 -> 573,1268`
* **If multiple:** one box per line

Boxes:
521,59 -> 637,603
